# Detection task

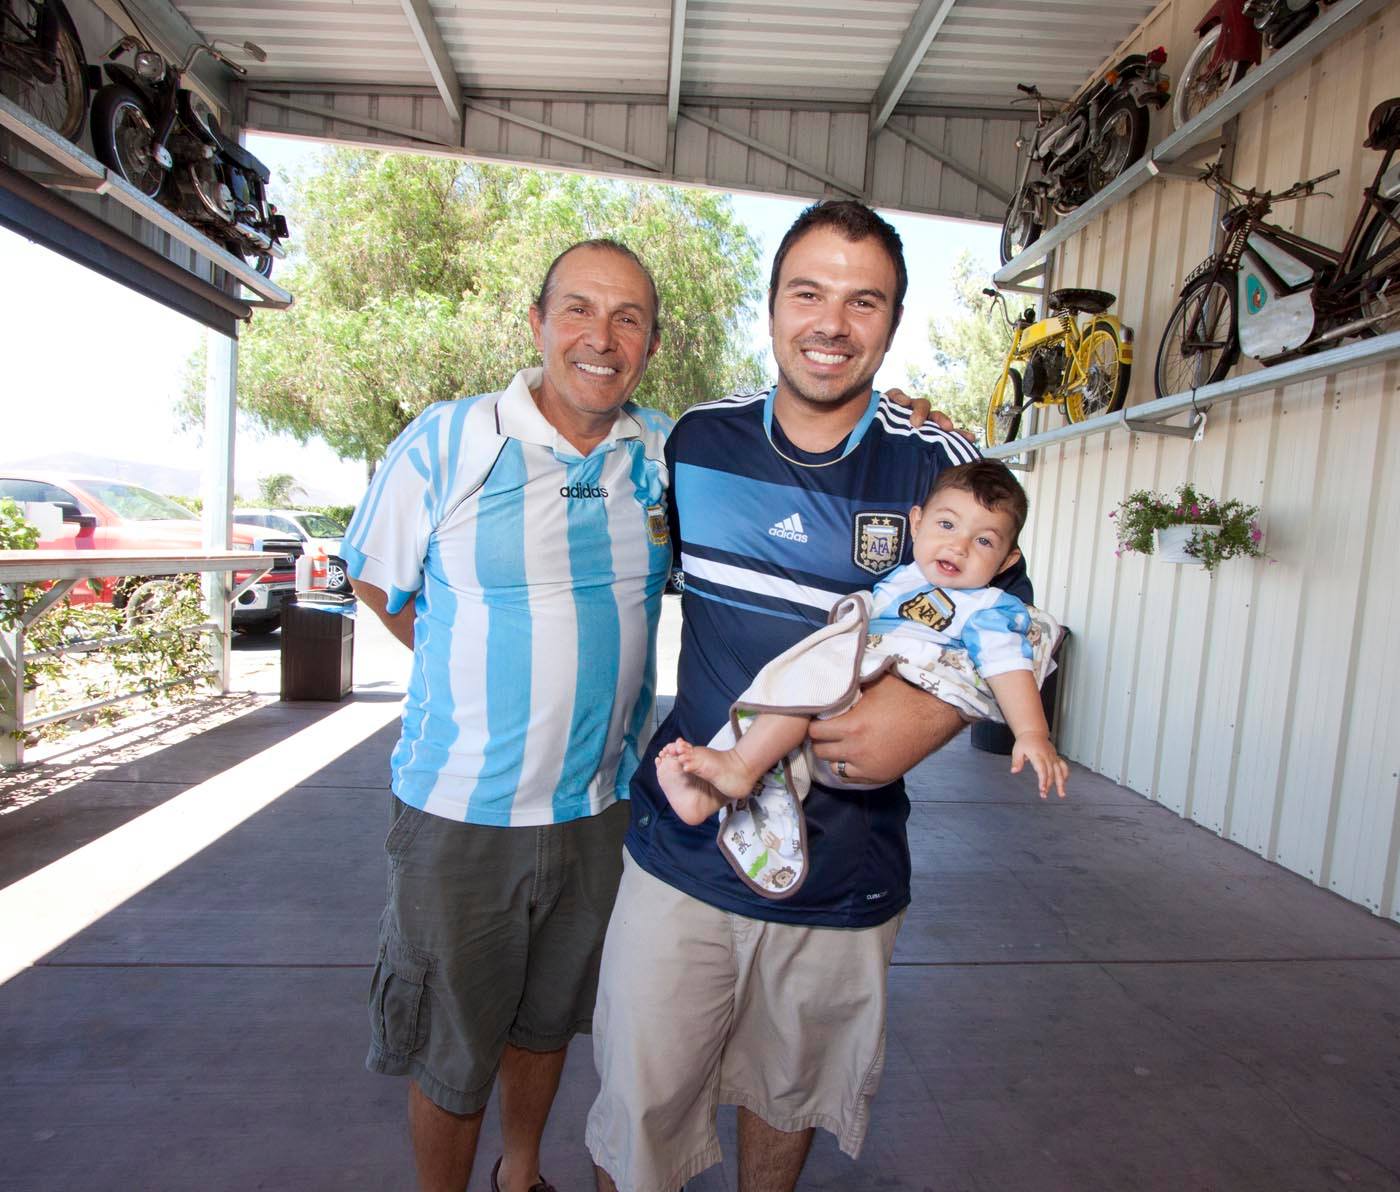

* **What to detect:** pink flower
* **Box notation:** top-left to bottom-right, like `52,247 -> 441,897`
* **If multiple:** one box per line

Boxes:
1190,504 -> 1200,517
1250,526 -> 1263,543
1109,510 -> 1116,518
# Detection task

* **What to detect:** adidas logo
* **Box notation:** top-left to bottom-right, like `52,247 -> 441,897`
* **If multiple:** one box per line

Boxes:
559,483 -> 609,499
768,513 -> 809,543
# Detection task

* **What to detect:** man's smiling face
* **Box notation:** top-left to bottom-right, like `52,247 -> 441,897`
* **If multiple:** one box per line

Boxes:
768,225 -> 901,413
529,245 -> 660,428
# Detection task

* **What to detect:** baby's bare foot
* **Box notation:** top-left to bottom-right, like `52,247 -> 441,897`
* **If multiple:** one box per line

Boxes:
656,740 -> 728,825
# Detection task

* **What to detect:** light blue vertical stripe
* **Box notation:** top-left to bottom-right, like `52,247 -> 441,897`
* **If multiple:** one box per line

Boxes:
470,440 -> 531,824
394,564 -> 458,809
554,449 -> 621,819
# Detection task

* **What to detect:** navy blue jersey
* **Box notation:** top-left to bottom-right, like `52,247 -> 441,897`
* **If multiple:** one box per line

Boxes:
626,387 -> 1032,927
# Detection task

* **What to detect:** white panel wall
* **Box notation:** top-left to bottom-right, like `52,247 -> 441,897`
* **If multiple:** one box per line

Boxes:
1020,1 -> 1400,919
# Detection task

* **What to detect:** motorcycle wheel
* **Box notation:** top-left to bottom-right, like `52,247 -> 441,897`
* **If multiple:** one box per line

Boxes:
984,367 -> 1024,447
1065,321 -> 1131,423
91,83 -> 165,197
999,192 -> 1041,266
1350,196 -> 1400,338
1087,96 -> 1149,195
1173,25 -> 1250,131
232,243 -> 275,279
2,0 -> 89,141
1154,271 -> 1240,400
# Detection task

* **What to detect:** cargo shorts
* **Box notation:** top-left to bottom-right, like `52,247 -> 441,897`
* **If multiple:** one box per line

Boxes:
366,796 -> 629,1115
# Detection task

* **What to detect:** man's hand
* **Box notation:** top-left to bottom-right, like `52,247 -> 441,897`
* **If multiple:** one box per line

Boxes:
351,579 -> 416,649
807,673 -> 966,786
1010,732 -> 1069,800
883,387 -> 976,441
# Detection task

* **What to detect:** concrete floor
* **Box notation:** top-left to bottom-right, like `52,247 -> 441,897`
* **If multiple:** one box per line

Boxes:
2,603 -> 1400,1191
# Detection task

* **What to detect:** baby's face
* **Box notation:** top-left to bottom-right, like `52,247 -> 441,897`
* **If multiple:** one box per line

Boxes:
909,486 -> 1021,590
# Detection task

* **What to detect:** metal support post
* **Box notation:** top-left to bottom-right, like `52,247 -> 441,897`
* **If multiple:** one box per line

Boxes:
202,329 -> 238,693
0,582 -> 24,770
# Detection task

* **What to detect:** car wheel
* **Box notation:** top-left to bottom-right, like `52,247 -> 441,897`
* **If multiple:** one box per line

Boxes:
326,556 -> 351,593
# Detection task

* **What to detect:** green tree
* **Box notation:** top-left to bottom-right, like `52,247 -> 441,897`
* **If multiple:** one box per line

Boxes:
256,473 -> 300,507
184,152 -> 764,466
907,251 -> 1011,437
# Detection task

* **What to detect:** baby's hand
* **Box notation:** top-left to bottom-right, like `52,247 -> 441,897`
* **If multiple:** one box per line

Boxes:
1010,732 -> 1069,799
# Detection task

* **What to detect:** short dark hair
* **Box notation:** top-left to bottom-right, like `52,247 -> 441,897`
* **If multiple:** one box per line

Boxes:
927,461 -> 1029,542
767,200 -> 907,325
534,238 -> 661,335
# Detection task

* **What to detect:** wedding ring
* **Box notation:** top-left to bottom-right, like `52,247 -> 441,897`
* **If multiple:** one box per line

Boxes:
834,759 -> 849,780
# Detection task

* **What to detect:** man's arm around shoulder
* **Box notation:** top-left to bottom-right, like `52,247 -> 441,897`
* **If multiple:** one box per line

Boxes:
351,579 -> 416,649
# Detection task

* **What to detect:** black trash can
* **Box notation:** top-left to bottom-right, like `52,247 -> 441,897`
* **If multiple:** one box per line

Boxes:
280,594 -> 355,701
971,627 -> 1068,756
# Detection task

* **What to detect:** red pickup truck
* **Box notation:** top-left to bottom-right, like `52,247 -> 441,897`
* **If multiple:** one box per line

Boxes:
0,472 -> 302,634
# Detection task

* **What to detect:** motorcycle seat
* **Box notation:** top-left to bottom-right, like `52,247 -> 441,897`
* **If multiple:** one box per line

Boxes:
207,116 -> 272,183
1048,287 -> 1115,315
1365,97 -> 1400,152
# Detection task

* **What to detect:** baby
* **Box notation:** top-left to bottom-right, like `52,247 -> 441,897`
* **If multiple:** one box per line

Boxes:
658,461 -> 1068,845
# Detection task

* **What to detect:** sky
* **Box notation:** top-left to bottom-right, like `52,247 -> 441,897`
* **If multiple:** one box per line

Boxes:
0,133 -> 999,503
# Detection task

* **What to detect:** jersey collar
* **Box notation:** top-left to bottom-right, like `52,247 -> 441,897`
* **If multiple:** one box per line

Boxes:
762,385 -> 882,463
497,367 -> 645,457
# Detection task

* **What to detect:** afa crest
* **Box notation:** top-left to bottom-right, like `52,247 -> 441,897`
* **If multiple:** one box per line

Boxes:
898,589 -> 955,632
852,511 -> 906,575
646,503 -> 669,547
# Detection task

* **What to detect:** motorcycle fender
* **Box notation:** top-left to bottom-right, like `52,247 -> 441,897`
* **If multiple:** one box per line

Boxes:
103,63 -> 158,106
1237,259 -> 1315,357
1380,160 -> 1400,201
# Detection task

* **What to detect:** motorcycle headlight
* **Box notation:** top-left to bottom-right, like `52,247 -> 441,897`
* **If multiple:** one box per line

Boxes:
135,51 -> 165,81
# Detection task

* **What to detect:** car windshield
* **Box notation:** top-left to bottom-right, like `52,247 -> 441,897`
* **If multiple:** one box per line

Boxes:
86,481 -> 196,521
298,513 -> 345,537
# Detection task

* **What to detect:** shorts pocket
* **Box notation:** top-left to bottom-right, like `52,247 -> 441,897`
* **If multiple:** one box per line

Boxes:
368,937 -> 432,1061
384,802 -> 428,861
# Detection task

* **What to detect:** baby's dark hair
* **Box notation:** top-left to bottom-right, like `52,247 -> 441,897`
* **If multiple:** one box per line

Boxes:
926,461 -> 1029,542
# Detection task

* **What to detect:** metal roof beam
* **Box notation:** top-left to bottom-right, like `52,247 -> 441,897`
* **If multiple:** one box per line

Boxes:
396,0 -> 462,125
666,0 -> 687,130
870,0 -> 958,136
678,108 -> 862,198
464,100 -> 663,172
882,119 -> 1010,205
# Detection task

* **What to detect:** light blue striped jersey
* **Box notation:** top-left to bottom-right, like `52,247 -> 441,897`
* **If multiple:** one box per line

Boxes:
342,368 -> 674,826
868,561 -> 1034,677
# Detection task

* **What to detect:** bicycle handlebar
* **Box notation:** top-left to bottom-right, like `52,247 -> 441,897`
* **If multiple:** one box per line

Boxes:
1017,83 -> 1037,95
1200,162 -> 1340,206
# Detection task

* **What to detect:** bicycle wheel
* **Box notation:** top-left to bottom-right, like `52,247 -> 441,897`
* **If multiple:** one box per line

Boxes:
1351,196 -> 1400,337
1,0 -> 89,141
1154,270 -> 1240,400
91,83 -> 165,197
1173,25 -> 1249,130
1065,323 -> 1131,423
984,367 -> 1024,447
999,190 -> 1041,266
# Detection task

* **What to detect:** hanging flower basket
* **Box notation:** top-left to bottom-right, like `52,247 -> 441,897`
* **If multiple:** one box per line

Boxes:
1110,483 -> 1265,573
1154,523 -> 1221,565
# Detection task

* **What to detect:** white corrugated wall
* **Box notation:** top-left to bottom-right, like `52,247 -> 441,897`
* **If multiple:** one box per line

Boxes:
1022,0 -> 1400,919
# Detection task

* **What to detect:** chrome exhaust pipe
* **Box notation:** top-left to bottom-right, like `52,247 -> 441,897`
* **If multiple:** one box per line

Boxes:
1309,304 -> 1397,346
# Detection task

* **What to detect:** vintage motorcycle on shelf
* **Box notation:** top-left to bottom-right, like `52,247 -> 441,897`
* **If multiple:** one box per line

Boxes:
982,287 -> 1134,447
1000,48 -> 1171,266
0,0 -> 94,141
1173,0 -> 1333,130
1153,97 -> 1400,401
89,26 -> 287,276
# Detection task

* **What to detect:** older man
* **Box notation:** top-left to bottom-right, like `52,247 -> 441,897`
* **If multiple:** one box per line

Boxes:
588,201 -> 1032,1192
344,239 -> 673,1192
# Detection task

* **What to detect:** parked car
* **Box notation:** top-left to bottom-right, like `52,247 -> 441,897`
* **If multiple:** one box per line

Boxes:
0,473 -> 302,634
233,507 -> 353,593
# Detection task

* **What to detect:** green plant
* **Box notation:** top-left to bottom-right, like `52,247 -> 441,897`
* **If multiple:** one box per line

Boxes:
0,497 -> 40,550
1111,483 -> 1265,572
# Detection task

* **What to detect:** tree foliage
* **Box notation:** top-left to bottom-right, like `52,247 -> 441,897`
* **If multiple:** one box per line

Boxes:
256,473 -> 300,507
186,152 -> 765,465
906,251 -> 1011,437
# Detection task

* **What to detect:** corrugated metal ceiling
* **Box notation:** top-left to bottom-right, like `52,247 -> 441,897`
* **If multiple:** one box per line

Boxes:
174,0 -> 1162,109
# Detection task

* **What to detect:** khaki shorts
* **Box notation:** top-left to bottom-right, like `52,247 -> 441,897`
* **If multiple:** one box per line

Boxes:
586,853 -> 903,1192
366,797 -> 628,1115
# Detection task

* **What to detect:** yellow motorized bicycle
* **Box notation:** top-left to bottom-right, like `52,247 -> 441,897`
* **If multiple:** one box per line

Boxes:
982,287 -> 1134,447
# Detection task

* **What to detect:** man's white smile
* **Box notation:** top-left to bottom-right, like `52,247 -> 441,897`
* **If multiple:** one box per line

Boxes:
574,361 -> 618,376
803,349 -> 850,365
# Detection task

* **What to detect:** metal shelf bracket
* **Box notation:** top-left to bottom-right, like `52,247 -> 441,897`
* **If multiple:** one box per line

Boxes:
1120,407 -> 1207,441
